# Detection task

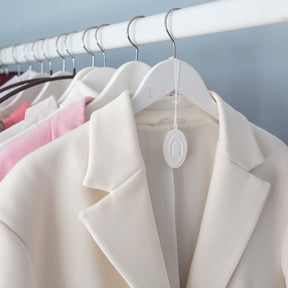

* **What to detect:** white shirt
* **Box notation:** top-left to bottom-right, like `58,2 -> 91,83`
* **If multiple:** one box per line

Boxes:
0,96 -> 58,150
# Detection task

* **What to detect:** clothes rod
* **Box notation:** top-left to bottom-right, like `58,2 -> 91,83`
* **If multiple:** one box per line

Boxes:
1,0 -> 288,65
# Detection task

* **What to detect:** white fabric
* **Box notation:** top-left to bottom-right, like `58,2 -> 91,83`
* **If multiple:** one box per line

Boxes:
0,96 -> 58,150
60,79 -> 99,109
0,91 -> 287,288
24,96 -> 58,128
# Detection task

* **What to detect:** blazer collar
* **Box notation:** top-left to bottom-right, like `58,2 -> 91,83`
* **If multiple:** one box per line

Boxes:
81,90 -> 270,288
83,90 -> 263,189
211,91 -> 264,170
81,91 -> 170,287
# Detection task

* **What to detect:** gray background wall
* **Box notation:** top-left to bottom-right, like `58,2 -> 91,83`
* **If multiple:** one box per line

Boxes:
1,0 -> 288,143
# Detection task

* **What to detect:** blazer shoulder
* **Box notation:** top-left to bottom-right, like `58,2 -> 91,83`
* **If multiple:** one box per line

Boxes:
0,122 -> 90,247
5,121 -> 90,177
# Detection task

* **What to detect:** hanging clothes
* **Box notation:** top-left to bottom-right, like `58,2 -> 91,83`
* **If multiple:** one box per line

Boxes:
0,96 -> 58,149
1,101 -> 30,131
0,71 -> 48,119
0,91 -> 287,288
0,80 -> 99,149
0,96 -> 93,181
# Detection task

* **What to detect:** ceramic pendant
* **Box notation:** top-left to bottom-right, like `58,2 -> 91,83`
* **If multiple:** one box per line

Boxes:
163,128 -> 188,168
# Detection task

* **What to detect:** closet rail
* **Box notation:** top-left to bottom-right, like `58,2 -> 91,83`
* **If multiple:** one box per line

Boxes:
1,0 -> 288,65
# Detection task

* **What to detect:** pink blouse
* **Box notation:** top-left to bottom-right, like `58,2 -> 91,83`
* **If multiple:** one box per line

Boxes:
0,97 -> 92,181
2,102 -> 30,130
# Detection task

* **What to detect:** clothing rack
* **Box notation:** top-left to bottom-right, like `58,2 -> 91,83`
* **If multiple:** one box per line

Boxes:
1,0 -> 288,66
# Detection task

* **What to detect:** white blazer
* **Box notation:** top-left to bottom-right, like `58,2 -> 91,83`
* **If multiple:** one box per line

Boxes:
0,90 -> 288,288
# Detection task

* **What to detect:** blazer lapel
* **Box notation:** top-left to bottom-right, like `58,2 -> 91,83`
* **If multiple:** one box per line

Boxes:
186,152 -> 270,288
79,92 -> 170,288
79,90 -> 271,288
187,92 -> 271,288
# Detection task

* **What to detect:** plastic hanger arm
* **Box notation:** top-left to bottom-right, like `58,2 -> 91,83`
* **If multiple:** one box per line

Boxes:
132,58 -> 218,119
85,61 -> 151,118
31,71 -> 73,105
0,77 -> 51,93
0,75 -> 74,104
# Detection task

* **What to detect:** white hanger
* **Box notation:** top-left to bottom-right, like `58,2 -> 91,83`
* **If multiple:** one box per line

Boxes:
2,40 -> 50,110
85,16 -> 151,118
31,71 -> 72,105
31,37 -> 73,105
3,72 -> 49,108
57,27 -> 116,105
132,8 -> 218,120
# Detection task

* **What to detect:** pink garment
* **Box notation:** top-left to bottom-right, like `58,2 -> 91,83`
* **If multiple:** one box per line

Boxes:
2,102 -> 30,129
0,97 -> 92,181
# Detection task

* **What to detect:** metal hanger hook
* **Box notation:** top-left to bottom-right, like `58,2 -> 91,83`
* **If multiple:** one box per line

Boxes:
82,26 -> 98,66
127,15 -> 145,61
41,38 -> 53,75
0,49 -> 3,74
164,8 -> 180,58
0,47 -> 7,74
64,31 -> 77,75
1,46 -> 9,75
12,45 -> 21,76
23,43 -> 32,70
95,24 -> 109,67
56,33 -> 68,71
32,39 -> 44,73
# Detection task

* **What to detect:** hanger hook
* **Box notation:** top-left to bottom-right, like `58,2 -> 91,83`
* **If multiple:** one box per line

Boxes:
164,8 -> 180,58
64,31 -> 77,75
127,15 -> 145,61
82,26 -> 98,67
0,47 -> 7,74
0,49 -> 3,74
1,46 -> 9,75
95,24 -> 109,67
41,38 -> 53,75
12,45 -> 21,76
56,33 -> 68,71
32,39 -> 44,73
23,43 -> 32,70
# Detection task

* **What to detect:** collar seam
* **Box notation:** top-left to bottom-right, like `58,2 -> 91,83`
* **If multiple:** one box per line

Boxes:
112,165 -> 145,192
216,146 -> 258,171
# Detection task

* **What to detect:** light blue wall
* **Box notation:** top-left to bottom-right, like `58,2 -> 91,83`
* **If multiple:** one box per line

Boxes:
1,0 -> 288,143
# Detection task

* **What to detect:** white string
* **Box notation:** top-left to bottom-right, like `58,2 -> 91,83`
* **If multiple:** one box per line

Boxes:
173,57 -> 180,131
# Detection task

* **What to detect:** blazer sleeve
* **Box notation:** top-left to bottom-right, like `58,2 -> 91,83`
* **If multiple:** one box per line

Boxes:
0,221 -> 37,288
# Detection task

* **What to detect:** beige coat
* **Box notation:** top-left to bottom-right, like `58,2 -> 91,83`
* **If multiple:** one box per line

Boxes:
0,90 -> 288,288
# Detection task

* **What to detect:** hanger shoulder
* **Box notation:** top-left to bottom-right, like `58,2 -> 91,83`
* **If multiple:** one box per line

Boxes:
81,67 -> 116,93
2,73 -> 49,107
132,58 -> 218,119
0,76 -> 49,93
86,61 -> 151,118
178,60 -> 218,119
56,67 -> 97,104
31,71 -> 72,105
0,75 -> 74,105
